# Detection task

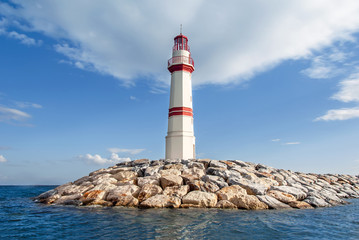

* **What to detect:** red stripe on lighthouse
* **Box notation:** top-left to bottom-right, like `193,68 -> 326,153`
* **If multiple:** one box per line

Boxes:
169,107 -> 192,113
168,64 -> 194,73
168,111 -> 193,117
168,107 -> 193,118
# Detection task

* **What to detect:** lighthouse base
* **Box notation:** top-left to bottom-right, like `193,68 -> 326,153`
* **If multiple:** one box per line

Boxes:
165,134 -> 195,160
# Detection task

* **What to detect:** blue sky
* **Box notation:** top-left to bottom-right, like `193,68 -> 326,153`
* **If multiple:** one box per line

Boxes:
1,0 -> 359,184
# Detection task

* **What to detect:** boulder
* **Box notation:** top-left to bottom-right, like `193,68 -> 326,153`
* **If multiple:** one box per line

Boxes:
267,190 -> 296,204
160,175 -> 183,189
182,167 -> 206,178
132,159 -> 150,166
106,184 -> 141,201
159,169 -> 181,176
227,177 -> 268,195
113,171 -> 137,183
54,194 -> 82,205
163,185 -> 190,198
163,163 -> 185,171
304,196 -> 330,208
80,190 -> 106,205
182,191 -> 218,207
144,166 -> 162,176
188,162 -> 205,169
89,200 -> 113,207
137,176 -> 160,187
216,185 -> 247,202
209,160 -> 228,169
271,186 -> 307,200
288,201 -> 314,209
138,184 -> 163,202
257,195 -> 292,209
215,200 -> 237,209
114,195 -> 139,207
197,159 -> 211,168
235,195 -> 269,210
202,175 -> 228,188
140,194 -> 181,208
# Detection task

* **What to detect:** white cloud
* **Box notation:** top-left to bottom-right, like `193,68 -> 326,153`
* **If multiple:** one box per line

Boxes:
7,31 -> 40,45
315,108 -> 359,121
14,101 -> 42,109
301,56 -> 338,79
0,106 -> 31,122
284,142 -> 301,145
107,148 -> 145,155
271,139 -> 281,142
79,153 -> 130,165
332,74 -> 359,103
0,155 -> 7,163
2,1 -> 359,86
130,96 -> 137,101
315,72 -> 359,121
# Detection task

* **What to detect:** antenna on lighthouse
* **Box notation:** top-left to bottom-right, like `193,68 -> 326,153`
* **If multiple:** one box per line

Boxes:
180,24 -> 182,34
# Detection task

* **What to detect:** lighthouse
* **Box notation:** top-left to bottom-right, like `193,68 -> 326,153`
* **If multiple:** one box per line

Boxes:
165,32 -> 195,160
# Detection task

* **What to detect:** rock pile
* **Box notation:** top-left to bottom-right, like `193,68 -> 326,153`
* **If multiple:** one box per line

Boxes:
34,159 -> 359,210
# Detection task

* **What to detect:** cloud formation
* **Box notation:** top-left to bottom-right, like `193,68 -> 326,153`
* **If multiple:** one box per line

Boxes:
107,148 -> 145,155
2,1 -> 359,86
0,106 -> 31,122
0,155 -> 7,163
284,142 -> 301,145
79,153 -> 130,165
315,72 -> 359,121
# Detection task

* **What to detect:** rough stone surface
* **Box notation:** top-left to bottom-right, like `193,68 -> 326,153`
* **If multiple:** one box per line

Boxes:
140,194 -> 181,208
182,191 -> 218,207
34,158 -> 359,210
160,175 -> 183,189
138,184 -> 163,202
215,200 -> 237,209
257,195 -> 292,209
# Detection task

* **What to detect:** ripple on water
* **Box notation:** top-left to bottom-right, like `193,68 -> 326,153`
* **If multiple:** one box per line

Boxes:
1,186 -> 359,239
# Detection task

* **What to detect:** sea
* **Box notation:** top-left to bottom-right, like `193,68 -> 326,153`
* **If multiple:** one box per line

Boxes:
1,186 -> 359,240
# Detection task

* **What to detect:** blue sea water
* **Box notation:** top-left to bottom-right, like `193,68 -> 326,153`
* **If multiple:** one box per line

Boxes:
1,186 -> 359,240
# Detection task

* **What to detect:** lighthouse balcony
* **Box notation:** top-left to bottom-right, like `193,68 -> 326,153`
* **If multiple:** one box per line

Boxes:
168,56 -> 194,68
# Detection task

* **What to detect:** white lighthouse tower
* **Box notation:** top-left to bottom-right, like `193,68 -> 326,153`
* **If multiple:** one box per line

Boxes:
165,32 -> 195,160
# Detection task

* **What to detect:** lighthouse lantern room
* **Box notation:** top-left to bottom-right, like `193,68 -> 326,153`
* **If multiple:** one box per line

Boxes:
165,32 -> 195,160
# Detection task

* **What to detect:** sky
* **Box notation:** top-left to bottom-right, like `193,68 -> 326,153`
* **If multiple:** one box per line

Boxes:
0,0 -> 359,184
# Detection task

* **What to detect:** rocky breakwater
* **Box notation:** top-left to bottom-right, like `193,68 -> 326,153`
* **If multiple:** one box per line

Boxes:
34,159 -> 359,210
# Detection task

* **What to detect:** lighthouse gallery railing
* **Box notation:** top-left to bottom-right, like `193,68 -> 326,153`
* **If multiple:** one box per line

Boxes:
168,56 -> 194,67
